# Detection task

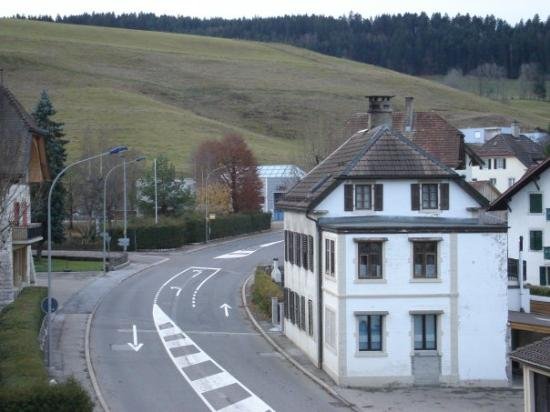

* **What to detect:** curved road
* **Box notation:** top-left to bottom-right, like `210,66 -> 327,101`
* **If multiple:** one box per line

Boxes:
91,230 -> 348,412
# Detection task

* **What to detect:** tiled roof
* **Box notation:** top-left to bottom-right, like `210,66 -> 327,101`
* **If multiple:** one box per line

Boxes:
343,112 -> 465,169
510,337 -> 550,371
0,86 -> 43,134
488,157 -> 550,211
471,133 -> 544,167
278,125 -> 485,211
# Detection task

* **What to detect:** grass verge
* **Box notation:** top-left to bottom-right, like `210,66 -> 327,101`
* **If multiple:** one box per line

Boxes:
251,267 -> 283,318
33,258 -> 102,272
0,287 -> 93,411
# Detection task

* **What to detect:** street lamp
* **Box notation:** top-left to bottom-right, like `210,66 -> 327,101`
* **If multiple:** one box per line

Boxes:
204,166 -> 225,243
47,145 -> 128,367
102,156 -> 145,273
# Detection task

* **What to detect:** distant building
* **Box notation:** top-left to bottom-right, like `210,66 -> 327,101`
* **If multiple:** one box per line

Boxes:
0,85 -> 50,307
461,126 -> 513,145
468,124 -> 545,193
510,338 -> 550,412
279,95 -> 508,387
257,165 -> 305,221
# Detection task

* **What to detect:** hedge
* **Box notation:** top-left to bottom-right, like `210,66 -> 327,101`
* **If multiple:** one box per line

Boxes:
251,268 -> 283,317
109,212 -> 271,251
529,285 -> 550,297
0,287 -> 93,411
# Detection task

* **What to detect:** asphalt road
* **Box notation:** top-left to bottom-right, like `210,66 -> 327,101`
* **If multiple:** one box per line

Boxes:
91,230 -> 349,412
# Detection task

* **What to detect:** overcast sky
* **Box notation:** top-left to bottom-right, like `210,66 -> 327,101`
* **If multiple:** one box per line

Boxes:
0,1 -> 548,24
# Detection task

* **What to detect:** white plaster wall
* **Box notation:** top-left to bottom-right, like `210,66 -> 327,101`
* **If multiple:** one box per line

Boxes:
456,232 -> 508,382
507,167 -> 550,285
470,156 -> 526,193
316,179 -> 479,218
283,211 -> 319,365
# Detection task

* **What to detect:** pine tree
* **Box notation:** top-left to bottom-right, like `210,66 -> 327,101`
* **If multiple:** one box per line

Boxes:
31,90 -> 68,254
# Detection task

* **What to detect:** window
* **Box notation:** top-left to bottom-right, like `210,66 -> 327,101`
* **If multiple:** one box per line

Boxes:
487,158 -> 492,169
294,293 -> 300,327
413,241 -> 438,278
534,372 -> 550,412
413,314 -> 437,350
494,158 -> 506,169
358,242 -> 383,279
508,258 -> 527,281
355,184 -> 372,210
421,184 -> 438,209
324,308 -> 336,349
325,239 -> 335,276
288,232 -> 294,264
508,178 -> 515,188
307,299 -> 313,336
530,230 -> 543,251
295,233 -> 302,267
284,231 -> 289,262
540,267 -> 550,286
289,291 -> 295,324
283,288 -> 289,318
307,235 -> 314,272
300,234 -> 307,270
357,314 -> 383,351
489,178 -> 497,186
300,296 -> 306,330
530,193 -> 543,214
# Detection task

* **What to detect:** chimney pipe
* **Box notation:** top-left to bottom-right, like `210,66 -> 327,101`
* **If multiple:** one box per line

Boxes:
366,95 -> 393,129
405,96 -> 414,132
511,120 -> 520,138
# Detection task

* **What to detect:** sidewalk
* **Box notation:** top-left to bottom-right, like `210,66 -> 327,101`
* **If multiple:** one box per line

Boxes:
35,253 -> 167,411
243,280 -> 524,412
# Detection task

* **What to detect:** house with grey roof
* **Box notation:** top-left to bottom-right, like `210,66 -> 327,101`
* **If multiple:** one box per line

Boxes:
510,337 -> 550,411
468,123 -> 545,193
0,85 -> 50,307
278,95 -> 508,387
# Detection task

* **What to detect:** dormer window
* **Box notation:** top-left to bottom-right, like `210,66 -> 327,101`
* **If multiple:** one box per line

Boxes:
355,185 -> 372,210
411,183 -> 449,211
422,184 -> 438,209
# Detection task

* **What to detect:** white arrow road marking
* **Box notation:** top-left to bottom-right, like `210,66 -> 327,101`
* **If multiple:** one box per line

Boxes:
153,304 -> 274,412
215,249 -> 257,259
220,303 -> 232,317
259,240 -> 284,248
153,266 -> 220,305
170,286 -> 182,296
192,269 -> 203,278
127,324 -> 144,352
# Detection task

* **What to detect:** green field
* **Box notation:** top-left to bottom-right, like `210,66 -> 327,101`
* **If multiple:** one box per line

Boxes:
1,19 -> 549,172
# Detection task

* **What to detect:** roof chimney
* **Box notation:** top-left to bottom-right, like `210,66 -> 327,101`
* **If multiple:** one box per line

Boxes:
367,95 -> 393,129
511,120 -> 520,138
405,96 -> 414,132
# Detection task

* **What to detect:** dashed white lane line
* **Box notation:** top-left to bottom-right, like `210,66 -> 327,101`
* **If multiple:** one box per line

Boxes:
153,304 -> 274,412
191,268 -> 221,308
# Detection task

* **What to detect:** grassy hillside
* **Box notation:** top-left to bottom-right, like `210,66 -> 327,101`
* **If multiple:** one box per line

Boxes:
1,19 -> 548,172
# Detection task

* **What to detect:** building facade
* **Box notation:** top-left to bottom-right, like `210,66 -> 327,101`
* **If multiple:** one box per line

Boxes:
0,85 -> 49,307
257,165 -> 305,221
279,96 -> 508,387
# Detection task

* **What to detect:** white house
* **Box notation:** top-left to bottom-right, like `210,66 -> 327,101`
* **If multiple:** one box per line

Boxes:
257,165 -> 305,221
278,95 -> 509,387
467,123 -> 545,193
0,85 -> 50,307
489,158 -> 550,287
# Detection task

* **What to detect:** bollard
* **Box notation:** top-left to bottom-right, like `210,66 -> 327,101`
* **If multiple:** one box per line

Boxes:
271,258 -> 281,283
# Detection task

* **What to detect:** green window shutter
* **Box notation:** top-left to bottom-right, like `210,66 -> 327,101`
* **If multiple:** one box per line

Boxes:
530,194 -> 543,213
531,231 -> 543,251
439,183 -> 449,210
344,184 -> 353,211
374,184 -> 383,211
540,267 -> 547,286
411,184 -> 420,211
545,247 -> 550,260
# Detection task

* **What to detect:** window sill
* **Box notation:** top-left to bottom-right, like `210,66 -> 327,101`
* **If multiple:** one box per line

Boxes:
410,278 -> 441,283
354,278 -> 386,284
412,350 -> 440,357
355,351 -> 387,358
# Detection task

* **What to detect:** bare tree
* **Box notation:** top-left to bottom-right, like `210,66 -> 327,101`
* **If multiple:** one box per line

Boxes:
470,63 -> 506,98
443,68 -> 465,90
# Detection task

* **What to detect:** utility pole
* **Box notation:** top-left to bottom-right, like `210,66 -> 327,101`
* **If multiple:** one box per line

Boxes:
154,158 -> 158,224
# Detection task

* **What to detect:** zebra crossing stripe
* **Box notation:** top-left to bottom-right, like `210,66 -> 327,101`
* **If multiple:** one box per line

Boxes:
153,304 -> 274,412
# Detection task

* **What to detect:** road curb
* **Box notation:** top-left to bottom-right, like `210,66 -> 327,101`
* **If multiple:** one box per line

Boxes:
240,274 -> 359,412
84,256 -> 171,412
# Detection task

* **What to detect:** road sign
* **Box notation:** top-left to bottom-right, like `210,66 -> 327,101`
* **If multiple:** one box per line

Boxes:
117,237 -> 130,247
209,213 -> 216,220
41,297 -> 59,314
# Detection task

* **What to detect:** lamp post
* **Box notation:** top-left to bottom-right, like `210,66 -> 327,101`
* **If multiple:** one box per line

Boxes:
153,158 -> 158,225
102,156 -> 145,273
47,145 -> 128,367
204,166 -> 225,243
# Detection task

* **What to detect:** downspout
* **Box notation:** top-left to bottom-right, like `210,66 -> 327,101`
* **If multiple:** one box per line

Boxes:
306,211 -> 323,369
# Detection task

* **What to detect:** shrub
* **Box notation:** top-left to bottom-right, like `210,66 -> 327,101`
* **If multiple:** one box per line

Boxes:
0,378 -> 93,412
251,268 -> 283,317
210,212 -> 271,239
529,285 -> 550,297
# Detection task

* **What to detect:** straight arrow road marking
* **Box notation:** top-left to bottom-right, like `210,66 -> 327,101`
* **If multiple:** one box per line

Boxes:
127,324 -> 144,352
170,286 -> 182,296
220,303 -> 232,317
192,270 -> 203,278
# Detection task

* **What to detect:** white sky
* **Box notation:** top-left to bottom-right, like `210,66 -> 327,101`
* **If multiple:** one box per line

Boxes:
0,1 -> 548,24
